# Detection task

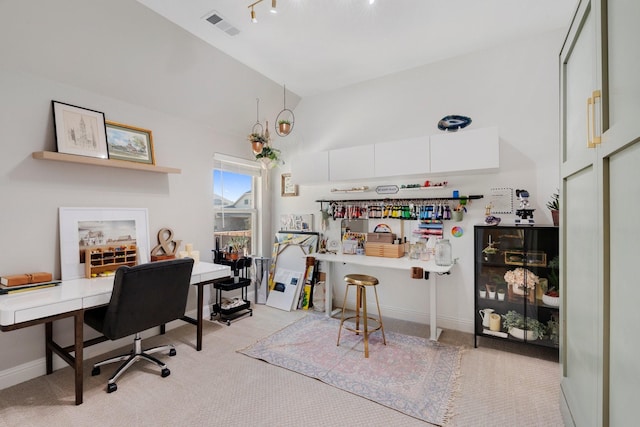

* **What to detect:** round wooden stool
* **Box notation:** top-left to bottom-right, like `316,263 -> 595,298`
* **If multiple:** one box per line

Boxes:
336,274 -> 386,358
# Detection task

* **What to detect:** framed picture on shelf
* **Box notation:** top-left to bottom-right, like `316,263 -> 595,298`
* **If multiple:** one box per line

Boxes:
281,173 -> 298,197
105,120 -> 155,165
52,101 -> 108,159
59,207 -> 150,280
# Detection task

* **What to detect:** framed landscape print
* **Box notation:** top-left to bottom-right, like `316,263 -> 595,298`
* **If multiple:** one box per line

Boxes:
52,101 -> 108,159
105,120 -> 155,165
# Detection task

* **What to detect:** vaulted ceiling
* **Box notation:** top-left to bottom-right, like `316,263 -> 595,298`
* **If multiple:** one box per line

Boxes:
137,0 -> 577,97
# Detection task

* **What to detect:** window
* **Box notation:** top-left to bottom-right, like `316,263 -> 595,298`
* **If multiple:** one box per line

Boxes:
213,154 -> 262,257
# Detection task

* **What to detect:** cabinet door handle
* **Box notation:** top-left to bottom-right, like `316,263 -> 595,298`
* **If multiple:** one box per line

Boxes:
587,95 -> 596,148
587,90 -> 602,149
591,90 -> 602,146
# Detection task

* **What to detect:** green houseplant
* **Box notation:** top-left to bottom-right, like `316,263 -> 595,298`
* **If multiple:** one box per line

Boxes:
227,236 -> 248,259
546,190 -> 559,226
501,310 -> 546,340
255,145 -> 282,169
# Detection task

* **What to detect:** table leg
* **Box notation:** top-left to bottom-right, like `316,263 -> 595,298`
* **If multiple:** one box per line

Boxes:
73,311 -> 84,405
323,261 -> 333,317
196,283 -> 203,351
45,322 -> 53,374
429,274 -> 443,341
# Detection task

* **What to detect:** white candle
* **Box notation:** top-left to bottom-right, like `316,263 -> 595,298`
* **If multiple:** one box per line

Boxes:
190,250 -> 200,264
185,243 -> 193,253
178,251 -> 188,259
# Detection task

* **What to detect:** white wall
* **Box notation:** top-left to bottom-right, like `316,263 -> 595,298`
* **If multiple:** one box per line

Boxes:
273,29 -> 564,333
0,0 -> 298,387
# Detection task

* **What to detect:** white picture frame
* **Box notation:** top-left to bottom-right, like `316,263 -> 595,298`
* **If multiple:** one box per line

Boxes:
59,207 -> 150,280
52,101 -> 108,159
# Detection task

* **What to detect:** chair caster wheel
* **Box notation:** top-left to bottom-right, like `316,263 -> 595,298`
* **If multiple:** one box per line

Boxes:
226,320 -> 231,326
91,366 -> 100,376
169,348 -> 177,357
107,383 -> 117,393
161,368 -> 171,378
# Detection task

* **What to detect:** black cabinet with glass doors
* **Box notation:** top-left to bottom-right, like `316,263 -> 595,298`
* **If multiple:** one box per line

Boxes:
474,225 -> 559,350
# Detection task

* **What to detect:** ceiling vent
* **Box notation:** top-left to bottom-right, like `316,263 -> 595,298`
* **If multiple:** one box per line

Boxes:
204,11 -> 240,37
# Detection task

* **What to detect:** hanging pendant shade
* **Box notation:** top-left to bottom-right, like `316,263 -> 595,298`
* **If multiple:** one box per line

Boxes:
275,84 -> 295,137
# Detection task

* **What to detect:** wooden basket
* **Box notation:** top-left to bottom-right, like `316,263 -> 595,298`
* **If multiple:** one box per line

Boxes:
365,242 -> 404,258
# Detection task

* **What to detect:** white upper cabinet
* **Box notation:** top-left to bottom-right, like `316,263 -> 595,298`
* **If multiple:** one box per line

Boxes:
329,145 -> 375,181
430,126 -> 499,174
374,136 -> 430,178
291,151 -> 329,184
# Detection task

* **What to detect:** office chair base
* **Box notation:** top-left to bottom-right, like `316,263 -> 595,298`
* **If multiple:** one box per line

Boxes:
91,333 -> 175,393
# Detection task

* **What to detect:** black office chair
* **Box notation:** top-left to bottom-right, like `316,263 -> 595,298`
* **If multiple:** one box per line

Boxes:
84,258 -> 194,393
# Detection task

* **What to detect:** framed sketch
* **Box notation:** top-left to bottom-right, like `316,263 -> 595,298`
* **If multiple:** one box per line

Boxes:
59,207 -> 150,280
281,173 -> 298,197
105,120 -> 155,165
52,101 -> 108,159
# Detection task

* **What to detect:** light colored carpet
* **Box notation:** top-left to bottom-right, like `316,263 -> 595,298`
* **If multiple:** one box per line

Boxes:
239,315 -> 462,426
0,305 -> 563,426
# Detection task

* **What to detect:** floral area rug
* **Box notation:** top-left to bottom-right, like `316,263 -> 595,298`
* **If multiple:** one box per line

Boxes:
238,314 -> 462,426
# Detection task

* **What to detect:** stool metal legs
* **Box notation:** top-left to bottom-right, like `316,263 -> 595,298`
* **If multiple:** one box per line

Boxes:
337,283 -> 386,358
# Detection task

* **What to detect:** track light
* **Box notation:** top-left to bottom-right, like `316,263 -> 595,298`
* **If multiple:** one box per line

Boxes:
248,0 -> 277,22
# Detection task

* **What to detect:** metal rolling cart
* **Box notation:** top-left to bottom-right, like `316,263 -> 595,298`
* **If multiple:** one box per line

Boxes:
211,257 -> 253,326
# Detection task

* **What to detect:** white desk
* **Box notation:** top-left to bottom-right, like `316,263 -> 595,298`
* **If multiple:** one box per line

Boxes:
0,261 -> 230,405
311,253 -> 452,341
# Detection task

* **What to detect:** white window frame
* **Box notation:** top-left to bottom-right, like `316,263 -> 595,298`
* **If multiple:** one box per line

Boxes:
213,153 -> 263,256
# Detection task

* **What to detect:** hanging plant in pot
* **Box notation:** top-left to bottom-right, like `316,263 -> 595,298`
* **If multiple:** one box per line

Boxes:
277,119 -> 291,136
255,145 -> 282,169
248,132 -> 267,155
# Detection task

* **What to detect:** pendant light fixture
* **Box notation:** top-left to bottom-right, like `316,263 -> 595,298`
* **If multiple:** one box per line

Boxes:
249,98 -> 267,154
275,84 -> 294,137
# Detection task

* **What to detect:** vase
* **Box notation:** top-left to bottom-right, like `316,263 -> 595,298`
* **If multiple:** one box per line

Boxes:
251,141 -> 264,154
551,209 -> 559,226
509,327 -> 538,341
278,122 -> 291,135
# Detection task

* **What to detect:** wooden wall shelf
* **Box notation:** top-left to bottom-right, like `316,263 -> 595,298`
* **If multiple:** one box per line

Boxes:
32,151 -> 181,174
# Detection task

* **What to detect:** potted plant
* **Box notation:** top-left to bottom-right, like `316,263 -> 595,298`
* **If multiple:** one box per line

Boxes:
226,236 -> 248,260
546,190 -> 560,226
543,255 -> 560,306
248,132 -> 267,155
482,242 -> 499,262
278,119 -> 291,135
501,310 -> 546,341
497,287 -> 506,301
255,145 -> 282,169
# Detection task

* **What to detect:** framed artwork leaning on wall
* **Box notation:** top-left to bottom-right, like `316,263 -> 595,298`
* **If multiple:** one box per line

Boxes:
52,100 -> 108,159
105,120 -> 155,165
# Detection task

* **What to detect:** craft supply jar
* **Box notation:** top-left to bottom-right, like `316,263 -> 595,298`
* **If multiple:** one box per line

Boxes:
435,239 -> 452,266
